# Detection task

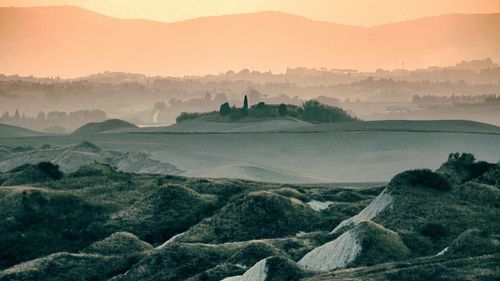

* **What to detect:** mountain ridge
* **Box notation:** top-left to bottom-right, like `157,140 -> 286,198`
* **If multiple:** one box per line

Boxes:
1,6 -> 500,77
3,5 -> 500,27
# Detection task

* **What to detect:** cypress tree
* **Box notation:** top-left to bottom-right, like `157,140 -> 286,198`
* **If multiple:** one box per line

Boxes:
243,95 -> 249,115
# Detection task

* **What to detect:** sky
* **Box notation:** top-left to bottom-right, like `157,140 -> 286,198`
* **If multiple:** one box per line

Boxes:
1,0 -> 500,26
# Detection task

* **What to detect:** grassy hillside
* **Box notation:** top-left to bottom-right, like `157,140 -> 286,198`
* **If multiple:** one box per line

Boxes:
71,119 -> 137,135
0,154 -> 498,280
305,254 -> 500,281
0,162 -> 375,272
0,120 -> 499,183
286,119 -> 500,134
145,118 -> 313,133
0,123 -> 45,138
376,167 -> 500,257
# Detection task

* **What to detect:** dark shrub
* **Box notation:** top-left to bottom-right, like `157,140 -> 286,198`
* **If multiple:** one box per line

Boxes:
250,102 -> 275,118
476,165 -> 500,187
438,153 -> 495,184
156,178 -> 164,186
447,152 -> 475,163
390,169 -> 451,190
302,100 -> 356,123
278,103 -> 288,116
229,108 -> 244,120
219,102 -> 231,115
467,161 -> 496,179
37,162 -> 63,180
420,223 -> 447,241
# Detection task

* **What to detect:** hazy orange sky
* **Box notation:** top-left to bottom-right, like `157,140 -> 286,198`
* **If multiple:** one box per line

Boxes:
1,0 -> 500,26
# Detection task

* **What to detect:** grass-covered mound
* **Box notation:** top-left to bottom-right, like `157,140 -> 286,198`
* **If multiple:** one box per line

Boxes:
0,232 -> 153,281
82,232 -> 153,256
0,153 -> 498,280
179,191 -> 321,243
112,239 -> 307,281
305,253 -> 500,281
443,229 -> 500,258
475,164 -> 500,187
0,159 -> 378,279
352,221 -> 410,266
377,171 -> 500,257
186,242 -> 294,281
226,241 -> 289,268
437,153 -> 497,185
0,187 -> 107,269
68,162 -> 120,178
185,264 -> 246,281
298,221 -> 409,272
389,169 -> 451,191
265,256 -> 308,281
70,141 -> 101,153
107,184 -> 218,243
71,119 -> 137,135
111,243 -> 237,281
382,255 -> 500,281
0,252 -> 134,281
220,255 -> 307,281
2,162 -> 63,186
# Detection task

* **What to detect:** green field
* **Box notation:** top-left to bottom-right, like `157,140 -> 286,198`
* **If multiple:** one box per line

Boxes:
1,120 -> 499,183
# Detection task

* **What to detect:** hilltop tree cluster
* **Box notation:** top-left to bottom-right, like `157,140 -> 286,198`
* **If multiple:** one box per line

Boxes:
177,95 -> 357,123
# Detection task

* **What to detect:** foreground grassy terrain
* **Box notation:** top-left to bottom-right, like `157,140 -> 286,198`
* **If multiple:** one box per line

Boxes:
0,161 -> 378,273
0,153 -> 498,280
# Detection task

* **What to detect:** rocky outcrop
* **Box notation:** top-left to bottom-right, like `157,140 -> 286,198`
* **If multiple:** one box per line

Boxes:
0,142 -> 181,175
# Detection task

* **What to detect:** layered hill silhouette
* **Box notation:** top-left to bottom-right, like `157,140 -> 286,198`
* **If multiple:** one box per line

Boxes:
1,6 -> 500,77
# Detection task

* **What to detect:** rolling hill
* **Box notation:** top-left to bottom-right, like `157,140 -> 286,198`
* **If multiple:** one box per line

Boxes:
1,6 -> 500,77
0,123 -> 45,138
0,119 -> 499,183
71,119 -> 137,135
137,119 -> 500,134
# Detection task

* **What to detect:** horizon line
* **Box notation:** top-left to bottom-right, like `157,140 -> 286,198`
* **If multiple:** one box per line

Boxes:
0,56 -> 495,80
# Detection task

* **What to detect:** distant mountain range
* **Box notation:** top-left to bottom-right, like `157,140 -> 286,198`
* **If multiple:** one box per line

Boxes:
1,6 -> 500,77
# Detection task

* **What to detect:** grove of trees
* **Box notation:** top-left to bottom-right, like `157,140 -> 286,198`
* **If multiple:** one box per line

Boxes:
176,96 -> 357,123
